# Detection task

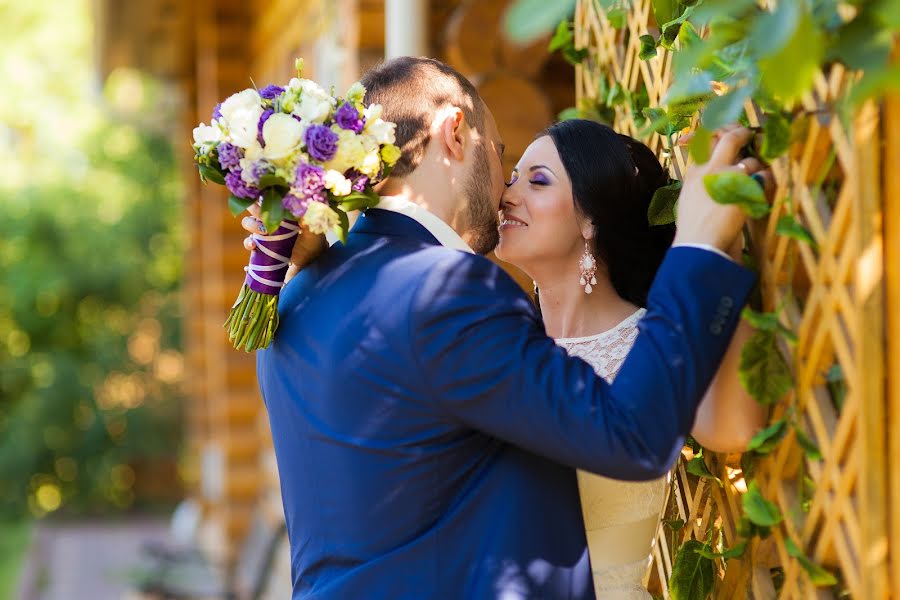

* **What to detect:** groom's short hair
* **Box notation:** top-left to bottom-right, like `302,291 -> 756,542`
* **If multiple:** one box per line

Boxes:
360,57 -> 486,178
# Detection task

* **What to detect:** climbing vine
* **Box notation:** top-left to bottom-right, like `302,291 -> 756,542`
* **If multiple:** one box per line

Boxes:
533,0 -> 900,596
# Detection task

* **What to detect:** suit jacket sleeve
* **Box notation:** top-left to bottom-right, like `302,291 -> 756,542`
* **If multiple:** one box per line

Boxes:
410,246 -> 756,480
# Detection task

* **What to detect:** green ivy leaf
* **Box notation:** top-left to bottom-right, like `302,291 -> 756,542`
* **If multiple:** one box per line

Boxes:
642,107 -> 670,135
758,5 -> 825,103
827,10 -> 893,71
669,540 -> 715,600
686,455 -> 722,486
742,481 -> 783,527
739,330 -> 793,405
607,82 -> 628,106
607,7 -> 627,29
826,364 -> 847,411
794,426 -> 823,461
697,539 -> 748,560
648,181 -> 682,225
741,307 -> 798,343
259,188 -> 287,234
503,0 -> 577,44
760,112 -> 792,161
784,537 -> 838,586
652,0 -> 680,26
776,215 -> 817,249
639,34 -> 659,60
548,19 -> 573,52
688,126 -> 712,164
746,417 -> 788,455
228,194 -> 256,217
703,171 -> 770,218
198,164 -> 226,186
701,84 -> 754,131
664,518 -> 686,531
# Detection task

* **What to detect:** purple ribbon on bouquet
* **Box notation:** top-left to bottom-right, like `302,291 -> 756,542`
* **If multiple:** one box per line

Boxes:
244,220 -> 300,295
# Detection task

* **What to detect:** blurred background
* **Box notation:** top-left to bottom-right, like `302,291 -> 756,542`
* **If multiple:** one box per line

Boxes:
0,1 -> 573,598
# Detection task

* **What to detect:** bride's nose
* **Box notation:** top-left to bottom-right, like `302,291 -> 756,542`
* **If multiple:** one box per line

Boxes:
501,185 -> 520,208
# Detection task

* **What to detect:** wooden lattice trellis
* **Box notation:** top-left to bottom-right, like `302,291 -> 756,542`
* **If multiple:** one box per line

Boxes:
574,1 -> 891,597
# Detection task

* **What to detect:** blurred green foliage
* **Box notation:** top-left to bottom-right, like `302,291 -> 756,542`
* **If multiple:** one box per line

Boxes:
0,1 -> 185,517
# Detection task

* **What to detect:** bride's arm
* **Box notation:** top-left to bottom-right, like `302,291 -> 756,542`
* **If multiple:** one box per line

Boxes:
689,240 -> 767,452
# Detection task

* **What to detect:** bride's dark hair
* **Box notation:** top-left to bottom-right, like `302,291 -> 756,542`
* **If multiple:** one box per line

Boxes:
543,119 -> 676,307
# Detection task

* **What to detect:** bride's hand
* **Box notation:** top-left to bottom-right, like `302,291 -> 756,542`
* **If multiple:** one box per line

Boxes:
241,204 -> 328,284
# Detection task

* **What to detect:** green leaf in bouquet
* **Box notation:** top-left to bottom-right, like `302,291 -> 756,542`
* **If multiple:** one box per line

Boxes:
260,188 -> 287,234
228,194 -> 257,217
784,537 -> 838,586
257,173 -> 290,189
739,330 -> 793,405
742,480 -> 783,527
198,164 -> 226,186
333,208 -> 350,245
794,426 -> 822,461
639,35 -> 659,61
668,539 -> 715,600
746,417 -> 787,455
703,171 -> 770,218
686,454 -> 722,486
776,215 -> 817,249
340,188 -> 381,213
648,181 -> 681,226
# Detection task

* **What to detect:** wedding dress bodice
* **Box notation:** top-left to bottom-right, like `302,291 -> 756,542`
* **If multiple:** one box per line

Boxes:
556,309 -> 667,599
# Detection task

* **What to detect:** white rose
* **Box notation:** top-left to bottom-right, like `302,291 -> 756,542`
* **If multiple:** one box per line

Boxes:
261,113 -> 304,160
365,118 -> 396,145
302,201 -> 341,235
227,105 -> 264,149
324,129 -> 364,174
219,89 -> 262,126
193,122 -> 221,145
323,169 -> 352,197
364,104 -> 383,121
289,79 -> 336,124
346,82 -> 366,105
239,157 -> 258,185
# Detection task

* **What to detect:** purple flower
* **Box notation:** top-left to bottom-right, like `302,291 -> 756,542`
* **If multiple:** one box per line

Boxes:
304,124 -> 339,162
334,102 -> 365,133
257,109 -> 274,146
225,170 -> 260,200
217,142 -> 243,171
212,103 -> 223,121
346,169 -> 369,192
259,84 -> 285,100
251,161 -> 273,185
282,193 -> 310,217
293,162 -> 326,202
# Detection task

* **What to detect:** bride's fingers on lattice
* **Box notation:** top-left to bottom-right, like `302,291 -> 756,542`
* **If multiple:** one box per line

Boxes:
730,157 -> 764,174
708,127 -> 753,168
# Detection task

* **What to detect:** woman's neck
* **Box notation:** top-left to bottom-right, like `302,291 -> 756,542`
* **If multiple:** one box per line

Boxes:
532,261 -> 640,340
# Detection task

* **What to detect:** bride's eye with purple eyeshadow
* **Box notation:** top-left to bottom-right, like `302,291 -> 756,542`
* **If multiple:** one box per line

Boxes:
530,172 -> 550,186
506,169 -> 519,187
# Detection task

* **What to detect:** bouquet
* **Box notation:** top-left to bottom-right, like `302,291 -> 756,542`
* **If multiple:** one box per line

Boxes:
192,59 -> 400,351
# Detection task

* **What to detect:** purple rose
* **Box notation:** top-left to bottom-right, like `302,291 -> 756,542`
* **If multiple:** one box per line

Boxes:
334,102 -> 365,133
212,102 -> 223,121
257,109 -> 274,146
282,193 -> 310,217
304,124 -> 339,162
225,170 -> 260,200
217,142 -> 243,171
293,162 -> 326,203
259,84 -> 285,100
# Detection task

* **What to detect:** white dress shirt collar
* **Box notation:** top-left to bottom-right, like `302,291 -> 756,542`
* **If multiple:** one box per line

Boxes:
375,195 -> 475,254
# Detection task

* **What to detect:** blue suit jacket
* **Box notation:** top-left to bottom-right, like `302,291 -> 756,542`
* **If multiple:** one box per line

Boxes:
257,209 -> 755,599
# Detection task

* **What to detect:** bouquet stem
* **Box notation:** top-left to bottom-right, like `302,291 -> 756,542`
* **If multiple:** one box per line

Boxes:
224,220 -> 299,351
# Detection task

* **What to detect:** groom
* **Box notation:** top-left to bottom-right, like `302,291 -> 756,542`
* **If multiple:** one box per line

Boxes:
252,57 -> 764,599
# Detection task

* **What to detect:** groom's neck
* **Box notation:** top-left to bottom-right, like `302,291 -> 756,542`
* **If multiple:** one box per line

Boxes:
379,179 -> 464,236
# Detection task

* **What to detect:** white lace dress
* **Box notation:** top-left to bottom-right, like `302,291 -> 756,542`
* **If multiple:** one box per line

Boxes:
555,308 -> 668,599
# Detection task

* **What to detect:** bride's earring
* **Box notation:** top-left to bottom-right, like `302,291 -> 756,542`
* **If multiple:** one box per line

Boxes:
579,240 -> 597,294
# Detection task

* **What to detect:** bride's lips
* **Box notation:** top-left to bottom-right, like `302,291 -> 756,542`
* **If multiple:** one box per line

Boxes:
499,213 -> 528,230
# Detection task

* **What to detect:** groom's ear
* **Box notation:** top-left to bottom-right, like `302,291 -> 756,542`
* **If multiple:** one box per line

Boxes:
437,107 -> 466,162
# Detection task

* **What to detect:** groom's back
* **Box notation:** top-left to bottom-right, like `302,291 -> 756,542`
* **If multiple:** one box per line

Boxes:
257,210 -> 592,599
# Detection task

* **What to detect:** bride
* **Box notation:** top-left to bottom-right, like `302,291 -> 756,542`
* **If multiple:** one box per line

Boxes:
494,119 -> 766,598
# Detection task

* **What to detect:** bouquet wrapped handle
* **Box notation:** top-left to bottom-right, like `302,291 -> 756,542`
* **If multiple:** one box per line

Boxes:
224,220 -> 299,351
